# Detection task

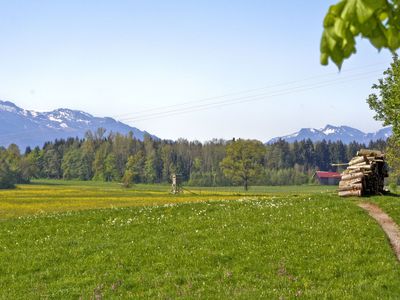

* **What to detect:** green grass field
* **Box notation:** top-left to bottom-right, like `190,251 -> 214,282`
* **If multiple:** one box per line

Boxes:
0,181 -> 399,299
0,180 -> 336,220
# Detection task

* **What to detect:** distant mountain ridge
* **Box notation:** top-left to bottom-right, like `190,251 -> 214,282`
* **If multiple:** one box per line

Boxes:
268,125 -> 392,144
0,100 -> 157,149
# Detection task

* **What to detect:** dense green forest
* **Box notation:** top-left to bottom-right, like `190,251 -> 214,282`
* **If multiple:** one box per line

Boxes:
0,129 -> 388,189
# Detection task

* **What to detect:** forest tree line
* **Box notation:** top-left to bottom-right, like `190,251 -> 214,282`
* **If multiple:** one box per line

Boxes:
0,128 -> 388,189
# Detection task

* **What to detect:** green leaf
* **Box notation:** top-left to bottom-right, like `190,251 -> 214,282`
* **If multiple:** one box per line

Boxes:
358,17 -> 377,36
369,36 -> 387,50
369,24 -> 388,49
362,0 -> 387,12
320,0 -> 399,68
387,27 -> 400,49
343,31 -> 356,57
320,52 -> 329,65
334,18 -> 348,38
379,11 -> 389,21
340,0 -> 357,20
320,33 -> 329,52
329,1 -> 347,16
350,24 -> 360,35
325,29 -> 338,51
323,13 -> 336,27
356,0 -> 377,24
330,46 -> 344,69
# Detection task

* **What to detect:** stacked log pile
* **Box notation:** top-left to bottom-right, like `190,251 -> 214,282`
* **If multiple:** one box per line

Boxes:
338,149 -> 388,197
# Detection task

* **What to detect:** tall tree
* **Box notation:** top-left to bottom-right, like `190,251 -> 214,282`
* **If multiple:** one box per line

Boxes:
123,151 -> 145,186
0,157 -> 15,189
104,154 -> 119,182
367,54 -> 400,139
220,139 -> 265,190
42,148 -> 62,179
315,140 -> 331,170
93,142 -> 110,181
62,148 -> 83,179
367,54 -> 400,180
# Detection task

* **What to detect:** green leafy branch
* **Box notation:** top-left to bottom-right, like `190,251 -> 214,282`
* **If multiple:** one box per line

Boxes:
321,0 -> 400,68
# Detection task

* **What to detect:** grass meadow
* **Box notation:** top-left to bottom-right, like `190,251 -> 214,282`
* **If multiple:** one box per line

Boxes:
0,180 -> 400,298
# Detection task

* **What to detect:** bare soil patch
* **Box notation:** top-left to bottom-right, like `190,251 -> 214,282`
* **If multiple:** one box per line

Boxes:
358,202 -> 400,262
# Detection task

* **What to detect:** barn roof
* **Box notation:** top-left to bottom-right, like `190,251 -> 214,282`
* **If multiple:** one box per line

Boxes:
315,171 -> 341,179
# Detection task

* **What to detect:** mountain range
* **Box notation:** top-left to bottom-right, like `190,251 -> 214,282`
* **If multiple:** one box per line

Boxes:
0,100 -> 156,149
0,100 -> 393,149
268,125 -> 392,144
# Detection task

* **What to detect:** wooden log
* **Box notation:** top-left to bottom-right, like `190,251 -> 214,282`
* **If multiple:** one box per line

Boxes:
349,156 -> 367,166
347,165 -> 372,170
339,178 -> 362,186
349,162 -> 369,168
338,183 -> 363,191
341,172 -> 364,181
348,169 -> 365,174
357,149 -> 383,157
339,190 -> 362,197
337,149 -> 387,197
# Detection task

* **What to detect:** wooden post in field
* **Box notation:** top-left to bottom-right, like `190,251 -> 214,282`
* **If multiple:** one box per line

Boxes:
171,174 -> 181,194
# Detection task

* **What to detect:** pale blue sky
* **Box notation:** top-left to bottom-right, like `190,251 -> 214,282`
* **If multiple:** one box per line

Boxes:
0,1 -> 393,141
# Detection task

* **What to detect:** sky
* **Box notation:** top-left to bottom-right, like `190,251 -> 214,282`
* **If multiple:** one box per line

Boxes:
0,1 -> 394,142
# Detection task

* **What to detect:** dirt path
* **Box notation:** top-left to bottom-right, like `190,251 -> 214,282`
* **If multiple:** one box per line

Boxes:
358,202 -> 400,262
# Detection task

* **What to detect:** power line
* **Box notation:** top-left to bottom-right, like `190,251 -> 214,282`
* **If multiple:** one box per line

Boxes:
0,66 -> 386,140
112,62 -> 386,119
126,75 -> 378,122
118,70 -> 383,123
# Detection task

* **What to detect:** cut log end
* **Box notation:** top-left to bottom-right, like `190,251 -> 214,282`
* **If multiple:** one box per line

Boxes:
339,190 -> 362,197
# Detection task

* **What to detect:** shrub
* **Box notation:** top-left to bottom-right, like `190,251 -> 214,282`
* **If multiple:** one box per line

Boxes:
0,159 -> 16,189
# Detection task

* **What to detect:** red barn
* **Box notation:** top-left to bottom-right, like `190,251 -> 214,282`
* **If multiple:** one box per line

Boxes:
314,171 -> 341,185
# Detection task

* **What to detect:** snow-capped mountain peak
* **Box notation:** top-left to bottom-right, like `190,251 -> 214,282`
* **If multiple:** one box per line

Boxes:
0,100 -> 22,113
321,124 -> 338,135
268,125 -> 392,144
0,100 -> 157,149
